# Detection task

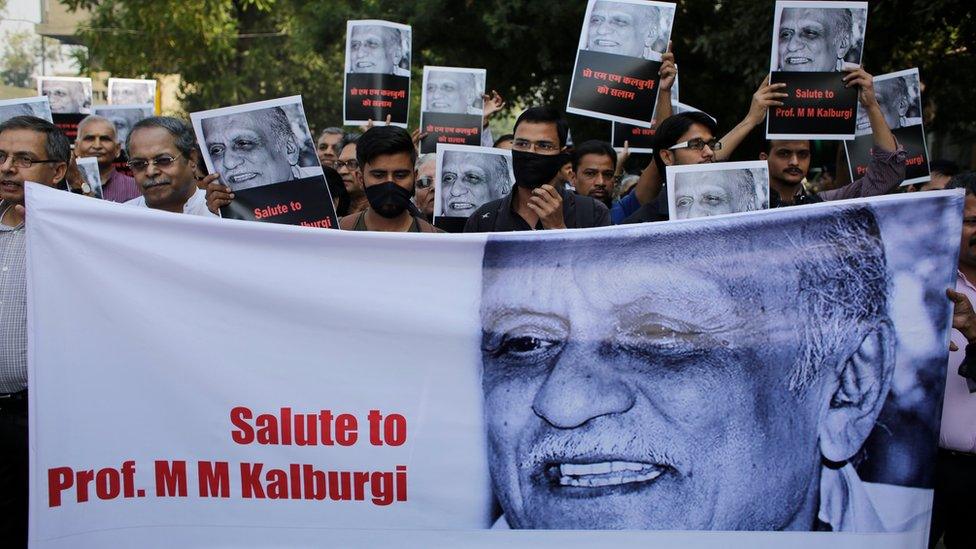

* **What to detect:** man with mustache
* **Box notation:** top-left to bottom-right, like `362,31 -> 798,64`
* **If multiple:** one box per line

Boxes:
480,205 -> 920,532
0,115 -> 70,546
316,127 -> 346,165
125,117 -> 214,216
348,25 -> 409,76
202,107 -> 304,192
571,140 -> 618,209
586,1 -> 663,60
75,115 -> 141,203
757,69 -> 904,206
440,149 -> 511,219
777,7 -> 857,72
414,152 -> 436,221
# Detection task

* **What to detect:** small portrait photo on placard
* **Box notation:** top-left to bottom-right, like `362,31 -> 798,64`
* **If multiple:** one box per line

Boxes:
92,104 -> 154,152
107,78 -> 157,108
420,67 -> 486,153
75,156 -> 103,199
37,76 -> 92,115
767,1 -> 869,140
666,161 -> 770,220
434,144 -> 513,221
191,96 -> 338,228
343,20 -> 412,128
567,0 -> 677,127
0,96 -> 53,124
846,68 -> 929,186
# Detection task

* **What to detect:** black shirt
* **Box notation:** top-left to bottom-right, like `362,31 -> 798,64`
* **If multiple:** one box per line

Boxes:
621,189 -> 669,224
464,184 -> 611,232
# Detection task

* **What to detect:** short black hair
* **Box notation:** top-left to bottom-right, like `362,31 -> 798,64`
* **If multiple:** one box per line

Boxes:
0,115 -> 71,164
572,140 -> 617,171
128,116 -> 196,157
948,171 -> 976,196
514,106 -> 569,149
355,126 -> 416,168
930,159 -> 960,177
493,133 -> 514,148
653,111 -> 718,174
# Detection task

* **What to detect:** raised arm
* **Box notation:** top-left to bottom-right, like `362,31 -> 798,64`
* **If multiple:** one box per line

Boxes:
715,75 -> 788,161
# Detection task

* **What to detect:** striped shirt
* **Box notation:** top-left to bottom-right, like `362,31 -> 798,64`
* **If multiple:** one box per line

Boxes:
0,202 -> 26,393
101,169 -> 142,204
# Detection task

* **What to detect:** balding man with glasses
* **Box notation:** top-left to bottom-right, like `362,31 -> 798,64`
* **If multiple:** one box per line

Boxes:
464,106 -> 609,232
0,115 -> 70,546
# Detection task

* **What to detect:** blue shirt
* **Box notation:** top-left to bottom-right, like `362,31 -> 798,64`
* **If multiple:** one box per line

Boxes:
610,191 -> 641,224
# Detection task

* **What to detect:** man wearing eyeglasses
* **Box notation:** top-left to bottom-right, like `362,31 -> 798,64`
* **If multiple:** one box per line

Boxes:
124,117 -> 215,216
414,152 -> 436,222
621,111 -> 722,224
0,115 -> 70,546
464,106 -> 609,232
75,115 -> 141,203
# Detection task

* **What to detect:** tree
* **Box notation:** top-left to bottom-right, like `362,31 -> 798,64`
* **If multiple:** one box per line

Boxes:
0,30 -> 62,89
62,0 -> 975,142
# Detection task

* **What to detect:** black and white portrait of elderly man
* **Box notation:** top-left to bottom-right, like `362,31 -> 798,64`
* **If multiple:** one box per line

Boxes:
776,6 -> 866,72
425,71 -> 484,115
348,24 -> 411,76
439,149 -> 511,218
479,205 -> 929,532
201,105 -> 316,192
584,0 -> 672,60
670,167 -> 768,220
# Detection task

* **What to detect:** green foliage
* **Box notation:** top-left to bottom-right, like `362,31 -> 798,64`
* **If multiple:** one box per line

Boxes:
62,0 -> 975,141
0,30 -> 62,88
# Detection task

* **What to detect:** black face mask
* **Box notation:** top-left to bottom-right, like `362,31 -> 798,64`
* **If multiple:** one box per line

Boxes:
512,150 -> 568,190
365,182 -> 413,219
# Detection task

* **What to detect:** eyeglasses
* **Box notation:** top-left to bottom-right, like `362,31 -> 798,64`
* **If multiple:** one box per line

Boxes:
416,176 -> 433,189
127,153 -> 183,172
325,159 -> 360,171
511,138 -> 561,153
0,152 -> 62,169
669,138 -> 722,152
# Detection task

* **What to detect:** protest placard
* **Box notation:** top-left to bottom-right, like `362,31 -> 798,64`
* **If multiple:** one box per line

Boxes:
844,68 -> 930,185
666,160 -> 770,220
567,0 -> 676,127
420,67 -> 486,153
343,20 -> 412,128
107,78 -> 158,113
36,76 -> 93,144
74,156 -> 103,199
434,144 -> 513,223
0,96 -> 52,125
766,1 -> 868,140
191,96 -> 338,228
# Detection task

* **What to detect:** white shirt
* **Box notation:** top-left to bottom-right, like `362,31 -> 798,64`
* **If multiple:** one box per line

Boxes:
125,187 -> 215,217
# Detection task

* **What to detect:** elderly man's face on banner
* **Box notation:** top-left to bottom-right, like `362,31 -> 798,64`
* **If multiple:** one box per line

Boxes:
441,152 -> 507,218
479,220 -> 894,530
778,8 -> 851,72
587,1 -> 654,58
42,81 -> 85,113
203,110 -> 298,191
426,73 -> 472,114
350,26 -> 399,74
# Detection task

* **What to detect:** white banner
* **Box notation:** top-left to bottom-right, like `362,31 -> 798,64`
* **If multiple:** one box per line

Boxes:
26,184 -> 961,547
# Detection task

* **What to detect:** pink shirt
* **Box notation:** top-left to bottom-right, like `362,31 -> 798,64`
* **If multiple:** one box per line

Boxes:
940,271 -> 976,453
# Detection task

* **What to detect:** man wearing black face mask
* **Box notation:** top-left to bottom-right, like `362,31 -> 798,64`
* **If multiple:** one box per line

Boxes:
338,126 -> 441,232
464,106 -> 610,232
